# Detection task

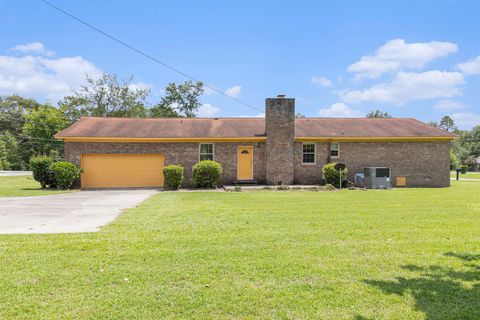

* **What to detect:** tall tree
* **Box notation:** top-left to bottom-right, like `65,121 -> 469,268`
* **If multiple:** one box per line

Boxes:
22,105 -> 68,156
366,110 -> 392,118
59,73 -> 150,122
150,80 -> 204,118
0,95 -> 41,135
0,132 -> 25,170
439,115 -> 456,132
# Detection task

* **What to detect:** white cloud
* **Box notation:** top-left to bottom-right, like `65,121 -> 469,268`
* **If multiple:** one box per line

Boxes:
451,112 -> 480,130
457,55 -> 480,75
311,76 -> 332,87
339,71 -> 465,105
0,53 -> 103,102
433,99 -> 465,111
318,103 -> 362,117
224,85 -> 242,98
347,39 -> 458,78
10,42 -> 55,57
197,103 -> 219,117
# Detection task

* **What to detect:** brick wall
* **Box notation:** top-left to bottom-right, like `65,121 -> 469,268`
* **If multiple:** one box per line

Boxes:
265,97 -> 295,185
64,141 -> 266,187
293,141 -> 451,187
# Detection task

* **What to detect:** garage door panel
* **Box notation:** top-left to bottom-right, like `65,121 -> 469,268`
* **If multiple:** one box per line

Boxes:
81,154 -> 164,188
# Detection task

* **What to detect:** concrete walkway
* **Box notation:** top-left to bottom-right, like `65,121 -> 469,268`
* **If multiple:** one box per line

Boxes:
0,171 -> 32,176
0,190 -> 156,234
451,178 -> 480,181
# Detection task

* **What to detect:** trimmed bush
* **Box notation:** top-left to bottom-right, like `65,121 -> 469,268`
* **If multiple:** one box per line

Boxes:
163,165 -> 184,190
29,156 -> 55,188
324,184 -> 337,191
49,161 -> 82,190
459,165 -> 468,174
322,163 -> 348,188
192,160 -> 223,188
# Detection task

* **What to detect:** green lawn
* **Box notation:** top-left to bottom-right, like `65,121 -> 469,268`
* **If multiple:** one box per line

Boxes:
450,171 -> 480,179
1,181 -> 479,319
0,176 -> 72,197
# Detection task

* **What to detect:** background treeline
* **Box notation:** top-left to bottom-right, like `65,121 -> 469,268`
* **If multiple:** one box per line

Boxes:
0,73 -> 479,170
0,73 -> 204,170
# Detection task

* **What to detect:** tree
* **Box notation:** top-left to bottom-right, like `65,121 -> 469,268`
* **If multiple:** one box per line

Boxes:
366,110 -> 392,118
22,105 -> 68,156
150,80 -> 204,118
0,95 -> 41,135
429,121 -> 439,127
59,73 -> 150,122
295,113 -> 306,118
439,115 -> 456,132
0,132 -> 25,170
0,140 -> 11,170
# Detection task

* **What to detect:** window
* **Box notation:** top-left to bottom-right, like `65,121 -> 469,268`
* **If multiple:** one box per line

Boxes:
330,142 -> 339,158
199,143 -> 214,161
302,143 -> 316,164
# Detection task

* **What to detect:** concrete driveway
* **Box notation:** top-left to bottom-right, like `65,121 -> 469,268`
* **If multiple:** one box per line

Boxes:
0,190 -> 156,234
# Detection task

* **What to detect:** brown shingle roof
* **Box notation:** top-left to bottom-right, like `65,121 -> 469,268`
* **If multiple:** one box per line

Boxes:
55,117 -> 456,139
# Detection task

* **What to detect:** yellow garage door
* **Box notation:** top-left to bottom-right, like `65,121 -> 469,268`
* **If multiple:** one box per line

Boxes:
81,154 -> 164,189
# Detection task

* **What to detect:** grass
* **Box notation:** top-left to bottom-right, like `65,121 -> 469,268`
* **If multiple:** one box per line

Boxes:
450,171 -> 480,179
0,176 -> 72,197
1,181 -> 479,319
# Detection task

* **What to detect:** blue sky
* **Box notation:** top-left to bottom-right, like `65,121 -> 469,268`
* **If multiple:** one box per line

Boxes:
1,0 -> 480,128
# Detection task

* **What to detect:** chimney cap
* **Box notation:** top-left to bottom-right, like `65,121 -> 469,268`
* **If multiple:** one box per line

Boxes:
276,94 -> 286,98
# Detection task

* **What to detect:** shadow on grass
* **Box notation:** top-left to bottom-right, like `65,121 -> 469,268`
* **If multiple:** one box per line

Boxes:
362,252 -> 480,319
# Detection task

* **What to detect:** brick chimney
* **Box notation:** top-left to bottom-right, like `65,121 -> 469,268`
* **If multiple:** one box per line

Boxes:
265,95 -> 295,185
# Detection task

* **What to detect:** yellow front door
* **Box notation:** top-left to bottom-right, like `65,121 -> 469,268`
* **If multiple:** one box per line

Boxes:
237,146 -> 253,180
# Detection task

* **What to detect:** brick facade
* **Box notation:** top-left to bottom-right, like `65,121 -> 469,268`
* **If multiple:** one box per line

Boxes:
293,141 -> 451,187
65,141 -> 266,187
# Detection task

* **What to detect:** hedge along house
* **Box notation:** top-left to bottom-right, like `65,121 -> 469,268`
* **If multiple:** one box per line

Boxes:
55,95 -> 456,189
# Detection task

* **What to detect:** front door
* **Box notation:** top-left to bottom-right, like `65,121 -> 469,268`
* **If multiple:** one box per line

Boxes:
237,146 -> 253,180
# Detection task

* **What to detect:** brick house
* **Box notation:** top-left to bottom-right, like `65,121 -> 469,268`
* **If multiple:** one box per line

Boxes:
55,95 -> 456,189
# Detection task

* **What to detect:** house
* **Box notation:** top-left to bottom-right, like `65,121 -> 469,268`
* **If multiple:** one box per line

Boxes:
55,95 -> 456,189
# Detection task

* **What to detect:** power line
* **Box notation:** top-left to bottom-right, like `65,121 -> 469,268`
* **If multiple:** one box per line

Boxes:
39,0 -> 262,113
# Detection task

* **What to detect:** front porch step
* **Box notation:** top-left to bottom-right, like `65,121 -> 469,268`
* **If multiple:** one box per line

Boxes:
233,180 -> 258,185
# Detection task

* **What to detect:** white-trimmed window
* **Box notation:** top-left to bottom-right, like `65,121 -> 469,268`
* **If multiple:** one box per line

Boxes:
302,143 -> 316,164
199,143 -> 214,161
330,142 -> 339,158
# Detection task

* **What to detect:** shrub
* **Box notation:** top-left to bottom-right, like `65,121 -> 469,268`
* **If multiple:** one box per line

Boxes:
459,165 -> 468,174
276,184 -> 289,191
324,184 -> 337,191
29,156 -> 55,188
322,163 -> 348,188
233,186 -> 242,192
163,165 -> 184,190
49,161 -> 82,189
192,160 -> 223,188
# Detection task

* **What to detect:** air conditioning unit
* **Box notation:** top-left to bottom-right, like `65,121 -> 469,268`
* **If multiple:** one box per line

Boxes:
354,172 -> 365,187
363,167 -> 391,189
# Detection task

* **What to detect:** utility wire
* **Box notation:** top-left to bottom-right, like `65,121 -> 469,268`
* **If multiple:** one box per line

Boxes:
39,0 -> 262,113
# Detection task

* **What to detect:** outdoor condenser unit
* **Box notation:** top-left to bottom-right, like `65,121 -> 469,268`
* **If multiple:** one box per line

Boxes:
363,167 -> 391,189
